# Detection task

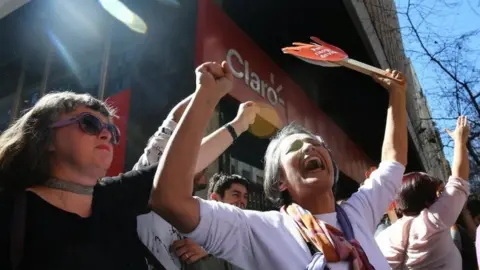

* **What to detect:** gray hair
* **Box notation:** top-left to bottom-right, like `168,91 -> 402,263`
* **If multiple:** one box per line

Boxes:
263,123 -> 338,207
0,91 -> 116,192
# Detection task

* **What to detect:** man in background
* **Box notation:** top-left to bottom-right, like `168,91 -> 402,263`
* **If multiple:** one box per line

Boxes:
208,173 -> 249,209
172,173 -> 249,270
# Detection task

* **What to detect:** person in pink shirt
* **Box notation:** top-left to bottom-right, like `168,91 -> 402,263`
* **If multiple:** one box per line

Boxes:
376,115 -> 471,269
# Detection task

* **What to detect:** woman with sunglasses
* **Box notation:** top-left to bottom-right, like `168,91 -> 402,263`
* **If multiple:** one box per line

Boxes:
0,92 -> 158,270
375,116 -> 470,270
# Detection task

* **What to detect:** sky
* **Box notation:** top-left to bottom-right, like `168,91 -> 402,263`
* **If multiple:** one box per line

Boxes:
395,0 -> 480,163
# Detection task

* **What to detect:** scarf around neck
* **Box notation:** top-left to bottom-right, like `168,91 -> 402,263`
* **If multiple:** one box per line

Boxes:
281,203 -> 374,270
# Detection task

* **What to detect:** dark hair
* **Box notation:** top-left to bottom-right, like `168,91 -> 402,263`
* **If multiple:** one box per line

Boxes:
208,173 -> 249,198
396,172 -> 443,216
467,194 -> 480,218
263,123 -> 339,207
0,91 -> 116,192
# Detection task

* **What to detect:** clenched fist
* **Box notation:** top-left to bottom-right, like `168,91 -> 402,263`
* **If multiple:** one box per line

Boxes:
231,101 -> 260,135
195,61 -> 233,103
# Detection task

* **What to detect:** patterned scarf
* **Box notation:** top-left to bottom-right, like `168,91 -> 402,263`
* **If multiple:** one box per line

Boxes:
281,203 -> 374,270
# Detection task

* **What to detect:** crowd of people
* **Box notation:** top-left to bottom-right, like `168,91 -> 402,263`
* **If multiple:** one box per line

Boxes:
0,60 -> 478,270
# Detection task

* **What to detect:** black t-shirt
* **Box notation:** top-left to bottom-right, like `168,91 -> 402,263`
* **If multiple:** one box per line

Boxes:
0,165 -> 159,270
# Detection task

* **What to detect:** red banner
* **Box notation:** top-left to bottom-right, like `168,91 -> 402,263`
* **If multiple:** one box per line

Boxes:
195,0 -> 374,182
105,89 -> 131,176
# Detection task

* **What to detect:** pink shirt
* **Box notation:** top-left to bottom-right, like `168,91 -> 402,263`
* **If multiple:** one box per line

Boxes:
376,176 -> 469,269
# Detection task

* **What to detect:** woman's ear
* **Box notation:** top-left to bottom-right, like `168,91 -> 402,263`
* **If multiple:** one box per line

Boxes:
278,168 -> 288,191
210,192 -> 220,201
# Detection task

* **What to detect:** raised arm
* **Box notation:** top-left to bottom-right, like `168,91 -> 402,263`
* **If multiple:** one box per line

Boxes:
447,116 -> 470,181
134,98 -> 257,173
196,101 -> 258,172
151,61 -> 232,233
427,116 -> 471,227
344,70 -> 407,231
377,70 -> 408,166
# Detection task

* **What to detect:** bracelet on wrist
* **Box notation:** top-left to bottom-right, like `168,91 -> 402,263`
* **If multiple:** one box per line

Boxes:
225,124 -> 238,141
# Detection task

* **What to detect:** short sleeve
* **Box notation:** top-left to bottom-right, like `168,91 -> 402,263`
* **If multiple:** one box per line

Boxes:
93,164 -> 157,217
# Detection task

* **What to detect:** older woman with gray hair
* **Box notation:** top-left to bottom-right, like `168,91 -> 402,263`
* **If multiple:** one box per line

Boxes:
0,92 -> 159,270
151,61 -> 409,270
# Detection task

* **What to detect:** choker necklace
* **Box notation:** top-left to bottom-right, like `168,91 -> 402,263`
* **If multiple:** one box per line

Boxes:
43,178 -> 95,195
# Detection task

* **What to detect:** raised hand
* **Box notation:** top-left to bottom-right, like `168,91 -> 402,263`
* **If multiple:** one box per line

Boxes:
446,115 -> 470,144
195,61 -> 233,102
231,101 -> 260,134
373,69 -> 406,93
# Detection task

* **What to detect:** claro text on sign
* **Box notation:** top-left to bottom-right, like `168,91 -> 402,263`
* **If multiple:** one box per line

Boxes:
226,48 -> 285,107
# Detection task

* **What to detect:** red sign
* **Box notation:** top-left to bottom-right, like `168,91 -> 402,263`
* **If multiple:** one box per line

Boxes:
105,89 -> 131,176
195,0 -> 374,182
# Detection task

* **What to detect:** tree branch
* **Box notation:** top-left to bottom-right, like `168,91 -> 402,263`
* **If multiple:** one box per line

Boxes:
405,2 -> 480,117
467,139 -> 480,166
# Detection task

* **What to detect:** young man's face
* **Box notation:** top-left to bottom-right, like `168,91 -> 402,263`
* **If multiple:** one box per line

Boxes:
212,183 -> 249,209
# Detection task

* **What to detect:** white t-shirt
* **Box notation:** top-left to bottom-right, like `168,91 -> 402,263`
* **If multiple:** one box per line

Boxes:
184,161 -> 406,270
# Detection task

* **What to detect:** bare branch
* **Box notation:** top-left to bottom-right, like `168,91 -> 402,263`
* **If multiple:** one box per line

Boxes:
405,3 -> 480,118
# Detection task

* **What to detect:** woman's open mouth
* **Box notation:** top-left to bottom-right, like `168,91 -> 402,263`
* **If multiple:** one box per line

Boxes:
302,156 -> 325,173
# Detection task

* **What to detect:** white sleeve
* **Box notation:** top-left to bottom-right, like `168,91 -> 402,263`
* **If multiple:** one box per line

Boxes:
183,198 -> 266,270
344,161 -> 405,233
133,119 -> 177,170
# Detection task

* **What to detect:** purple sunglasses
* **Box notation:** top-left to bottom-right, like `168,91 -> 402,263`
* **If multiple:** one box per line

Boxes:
49,112 -> 121,145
